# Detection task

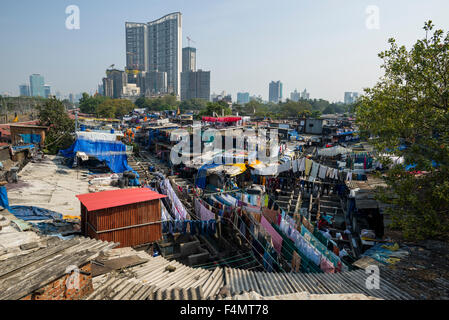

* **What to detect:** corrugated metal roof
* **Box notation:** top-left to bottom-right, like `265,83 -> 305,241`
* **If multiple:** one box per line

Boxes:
223,267 -> 414,300
0,236 -> 118,300
76,188 -> 167,211
223,291 -> 381,300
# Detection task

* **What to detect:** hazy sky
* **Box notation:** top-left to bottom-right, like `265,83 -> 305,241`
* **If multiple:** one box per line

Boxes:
1,0 -> 449,102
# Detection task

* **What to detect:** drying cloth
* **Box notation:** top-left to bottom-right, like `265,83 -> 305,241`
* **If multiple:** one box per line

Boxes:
310,162 -> 320,179
304,159 -> 312,176
318,165 -> 328,180
261,216 -> 283,254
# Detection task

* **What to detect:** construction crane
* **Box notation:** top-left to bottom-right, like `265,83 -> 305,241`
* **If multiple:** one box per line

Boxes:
186,36 -> 196,47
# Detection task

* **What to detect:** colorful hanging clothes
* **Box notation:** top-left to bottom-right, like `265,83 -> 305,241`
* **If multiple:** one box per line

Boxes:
261,216 -> 283,254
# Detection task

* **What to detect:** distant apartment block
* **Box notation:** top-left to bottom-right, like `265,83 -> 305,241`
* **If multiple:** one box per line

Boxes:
237,92 -> 250,104
182,47 -> 196,73
29,74 -> 45,97
301,88 -> 310,100
269,81 -> 283,103
181,69 -> 210,101
44,85 -> 51,98
103,69 -> 127,99
344,92 -> 359,104
290,89 -> 300,102
19,84 -> 30,97
142,70 -> 168,96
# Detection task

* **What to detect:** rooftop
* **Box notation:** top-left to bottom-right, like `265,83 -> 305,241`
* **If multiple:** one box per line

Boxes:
76,188 -> 166,211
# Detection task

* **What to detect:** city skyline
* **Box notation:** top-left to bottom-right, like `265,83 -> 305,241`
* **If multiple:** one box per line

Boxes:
1,0 -> 449,101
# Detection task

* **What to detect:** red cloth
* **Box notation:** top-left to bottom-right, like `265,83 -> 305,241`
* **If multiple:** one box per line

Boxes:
261,216 -> 283,254
202,116 -> 242,123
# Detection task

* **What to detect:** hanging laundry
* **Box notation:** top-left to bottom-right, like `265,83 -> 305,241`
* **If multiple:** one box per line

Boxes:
310,162 -> 319,179
261,216 -> 283,254
318,165 -> 328,180
305,158 -> 312,176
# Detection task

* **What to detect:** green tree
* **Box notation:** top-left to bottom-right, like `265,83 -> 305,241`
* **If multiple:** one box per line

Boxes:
96,99 -> 134,118
79,93 -> 109,114
357,21 -> 449,240
38,98 -> 75,154
199,102 -> 232,117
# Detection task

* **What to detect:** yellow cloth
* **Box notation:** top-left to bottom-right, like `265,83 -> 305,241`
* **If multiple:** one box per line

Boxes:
13,116 -> 19,122
248,159 -> 262,168
63,215 -> 80,220
230,163 -> 247,176
382,243 -> 399,251
305,159 -> 312,176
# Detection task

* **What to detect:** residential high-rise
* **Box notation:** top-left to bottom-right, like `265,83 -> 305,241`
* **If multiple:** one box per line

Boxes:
237,92 -> 250,104
344,92 -> 359,104
148,13 -> 182,96
181,69 -> 210,101
143,70 -> 168,96
102,78 -> 113,98
182,47 -> 196,73
125,13 -> 182,97
125,22 -> 149,72
44,85 -> 51,98
103,69 -> 127,98
290,89 -> 300,102
29,74 -> 45,97
301,88 -> 310,100
269,81 -> 283,103
19,84 -> 30,97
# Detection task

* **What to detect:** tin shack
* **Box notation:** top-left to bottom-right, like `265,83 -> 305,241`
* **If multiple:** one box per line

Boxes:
76,188 -> 167,248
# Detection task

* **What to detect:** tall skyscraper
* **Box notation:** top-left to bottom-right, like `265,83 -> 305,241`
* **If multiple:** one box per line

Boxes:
125,22 -> 149,72
182,47 -> 196,73
148,13 -> 182,96
29,74 -> 45,97
237,92 -> 250,104
19,84 -> 30,96
269,81 -> 283,103
126,13 -> 182,97
290,89 -> 300,102
181,69 -> 210,101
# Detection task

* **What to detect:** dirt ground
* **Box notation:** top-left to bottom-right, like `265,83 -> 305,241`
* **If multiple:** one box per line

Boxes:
383,229 -> 449,299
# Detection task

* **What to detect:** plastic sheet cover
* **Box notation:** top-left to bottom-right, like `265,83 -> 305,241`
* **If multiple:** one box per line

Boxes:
59,138 -> 137,175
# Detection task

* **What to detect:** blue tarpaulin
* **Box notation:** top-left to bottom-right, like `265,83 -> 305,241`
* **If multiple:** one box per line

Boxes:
9,206 -> 63,221
195,163 -> 220,189
59,138 -> 138,176
0,186 -> 12,212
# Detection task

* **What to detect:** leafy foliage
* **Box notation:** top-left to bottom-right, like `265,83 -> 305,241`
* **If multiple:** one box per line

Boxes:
357,21 -> 449,240
37,98 -> 75,154
198,102 -> 232,117
79,93 -> 109,114
135,94 -> 179,112
96,99 -> 134,118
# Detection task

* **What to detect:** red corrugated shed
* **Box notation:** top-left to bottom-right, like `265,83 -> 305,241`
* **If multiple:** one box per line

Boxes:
76,188 -> 166,211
